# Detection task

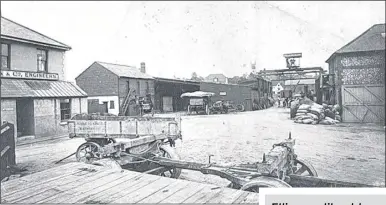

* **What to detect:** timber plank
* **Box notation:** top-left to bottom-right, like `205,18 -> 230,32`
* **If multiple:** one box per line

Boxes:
83,174 -> 162,204
1,162 -> 80,190
12,188 -> 62,204
159,181 -> 206,203
75,173 -> 150,203
3,168 -> 97,202
206,187 -> 247,203
112,176 -> 178,203
13,169 -> 116,204
65,170 -> 141,203
182,184 -> 223,203
137,179 -> 190,203
2,163 -> 99,196
40,170 -> 124,203
240,192 -> 259,204
232,192 -> 252,204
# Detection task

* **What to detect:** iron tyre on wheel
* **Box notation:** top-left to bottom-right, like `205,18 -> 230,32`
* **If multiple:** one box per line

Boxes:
76,141 -> 103,164
241,176 -> 291,193
293,158 -> 318,177
158,145 -> 182,179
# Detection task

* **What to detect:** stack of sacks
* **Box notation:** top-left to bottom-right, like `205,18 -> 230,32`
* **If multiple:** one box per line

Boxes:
293,102 -> 340,125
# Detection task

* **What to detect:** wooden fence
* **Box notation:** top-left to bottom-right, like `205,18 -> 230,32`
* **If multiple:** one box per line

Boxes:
1,122 -> 16,181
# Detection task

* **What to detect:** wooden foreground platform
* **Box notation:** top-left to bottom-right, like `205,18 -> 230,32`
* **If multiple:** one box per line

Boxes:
1,162 -> 259,204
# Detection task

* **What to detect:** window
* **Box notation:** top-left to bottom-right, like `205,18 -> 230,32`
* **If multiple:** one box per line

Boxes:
137,81 -> 140,96
213,78 -> 219,82
110,100 -> 115,109
37,49 -> 48,72
60,99 -> 71,121
1,44 -> 10,69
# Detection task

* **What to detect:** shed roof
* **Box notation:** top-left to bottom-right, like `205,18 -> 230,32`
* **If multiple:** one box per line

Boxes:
1,79 -> 87,98
1,16 -> 71,50
95,61 -> 154,79
154,77 -> 200,85
326,24 -> 385,62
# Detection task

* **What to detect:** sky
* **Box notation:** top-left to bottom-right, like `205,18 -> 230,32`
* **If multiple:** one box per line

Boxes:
1,1 -> 385,82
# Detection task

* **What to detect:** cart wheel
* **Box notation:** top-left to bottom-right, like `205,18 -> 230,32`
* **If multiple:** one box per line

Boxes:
76,142 -> 103,164
236,104 -> 245,112
158,145 -> 182,179
293,158 -> 318,177
241,176 -> 291,193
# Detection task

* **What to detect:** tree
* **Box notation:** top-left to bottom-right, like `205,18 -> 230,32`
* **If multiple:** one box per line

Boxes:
190,72 -> 204,81
191,72 -> 198,79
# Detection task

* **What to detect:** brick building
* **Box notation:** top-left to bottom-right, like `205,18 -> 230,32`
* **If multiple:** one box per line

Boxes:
0,17 -> 88,140
76,61 -> 154,116
326,24 -> 385,123
204,74 -> 228,84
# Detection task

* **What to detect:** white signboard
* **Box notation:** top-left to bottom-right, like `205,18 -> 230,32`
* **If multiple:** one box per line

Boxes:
1,70 -> 59,81
219,92 -> 227,96
285,79 -> 315,85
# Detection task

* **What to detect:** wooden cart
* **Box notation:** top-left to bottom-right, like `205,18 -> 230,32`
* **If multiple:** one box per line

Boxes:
68,115 -> 375,192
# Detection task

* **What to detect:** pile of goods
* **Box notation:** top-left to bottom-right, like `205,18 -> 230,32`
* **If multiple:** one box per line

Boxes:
292,98 -> 341,125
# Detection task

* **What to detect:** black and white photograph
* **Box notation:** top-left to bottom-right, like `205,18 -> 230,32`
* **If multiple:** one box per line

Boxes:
0,1 -> 385,204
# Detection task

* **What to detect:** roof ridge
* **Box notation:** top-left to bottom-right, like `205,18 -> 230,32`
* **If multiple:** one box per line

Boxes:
96,61 -> 138,68
1,16 -> 71,49
326,23 -> 385,62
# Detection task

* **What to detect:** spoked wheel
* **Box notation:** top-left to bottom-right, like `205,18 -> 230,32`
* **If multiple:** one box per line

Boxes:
76,142 -> 103,164
236,104 -> 245,112
157,145 -> 182,179
293,158 -> 318,177
241,176 -> 292,193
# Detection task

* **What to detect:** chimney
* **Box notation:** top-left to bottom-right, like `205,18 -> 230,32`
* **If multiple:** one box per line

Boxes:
140,62 -> 146,73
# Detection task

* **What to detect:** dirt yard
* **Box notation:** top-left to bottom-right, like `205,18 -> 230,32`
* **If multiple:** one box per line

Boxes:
12,107 -> 385,187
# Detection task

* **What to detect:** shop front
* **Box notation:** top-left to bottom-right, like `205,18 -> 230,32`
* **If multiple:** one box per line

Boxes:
1,70 -> 88,140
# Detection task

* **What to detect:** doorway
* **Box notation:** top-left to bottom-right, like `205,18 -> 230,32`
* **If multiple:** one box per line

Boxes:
16,98 -> 35,137
162,96 -> 173,112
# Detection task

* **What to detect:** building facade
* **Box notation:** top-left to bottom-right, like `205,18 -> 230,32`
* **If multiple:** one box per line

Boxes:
76,61 -> 154,116
204,74 -> 228,84
326,24 -> 385,123
0,17 -> 88,140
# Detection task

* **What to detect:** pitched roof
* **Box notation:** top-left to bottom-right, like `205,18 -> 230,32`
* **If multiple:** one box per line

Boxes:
96,61 -> 154,79
326,24 -> 385,62
206,73 -> 227,79
1,16 -> 71,50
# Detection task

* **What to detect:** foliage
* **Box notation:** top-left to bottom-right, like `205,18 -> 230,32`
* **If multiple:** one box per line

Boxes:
190,72 -> 204,82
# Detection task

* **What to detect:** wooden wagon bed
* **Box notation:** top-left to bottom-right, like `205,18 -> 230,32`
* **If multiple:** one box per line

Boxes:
1,162 -> 259,204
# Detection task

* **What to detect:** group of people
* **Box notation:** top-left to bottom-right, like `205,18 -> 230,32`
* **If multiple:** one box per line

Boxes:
277,89 -> 316,108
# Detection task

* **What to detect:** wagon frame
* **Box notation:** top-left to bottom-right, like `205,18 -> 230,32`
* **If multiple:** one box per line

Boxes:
67,114 -> 375,192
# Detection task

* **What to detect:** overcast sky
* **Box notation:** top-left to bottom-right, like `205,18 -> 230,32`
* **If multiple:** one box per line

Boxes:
1,1 -> 385,82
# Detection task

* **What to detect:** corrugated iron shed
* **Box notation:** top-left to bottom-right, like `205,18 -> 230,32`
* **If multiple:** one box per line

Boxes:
1,79 -> 87,98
